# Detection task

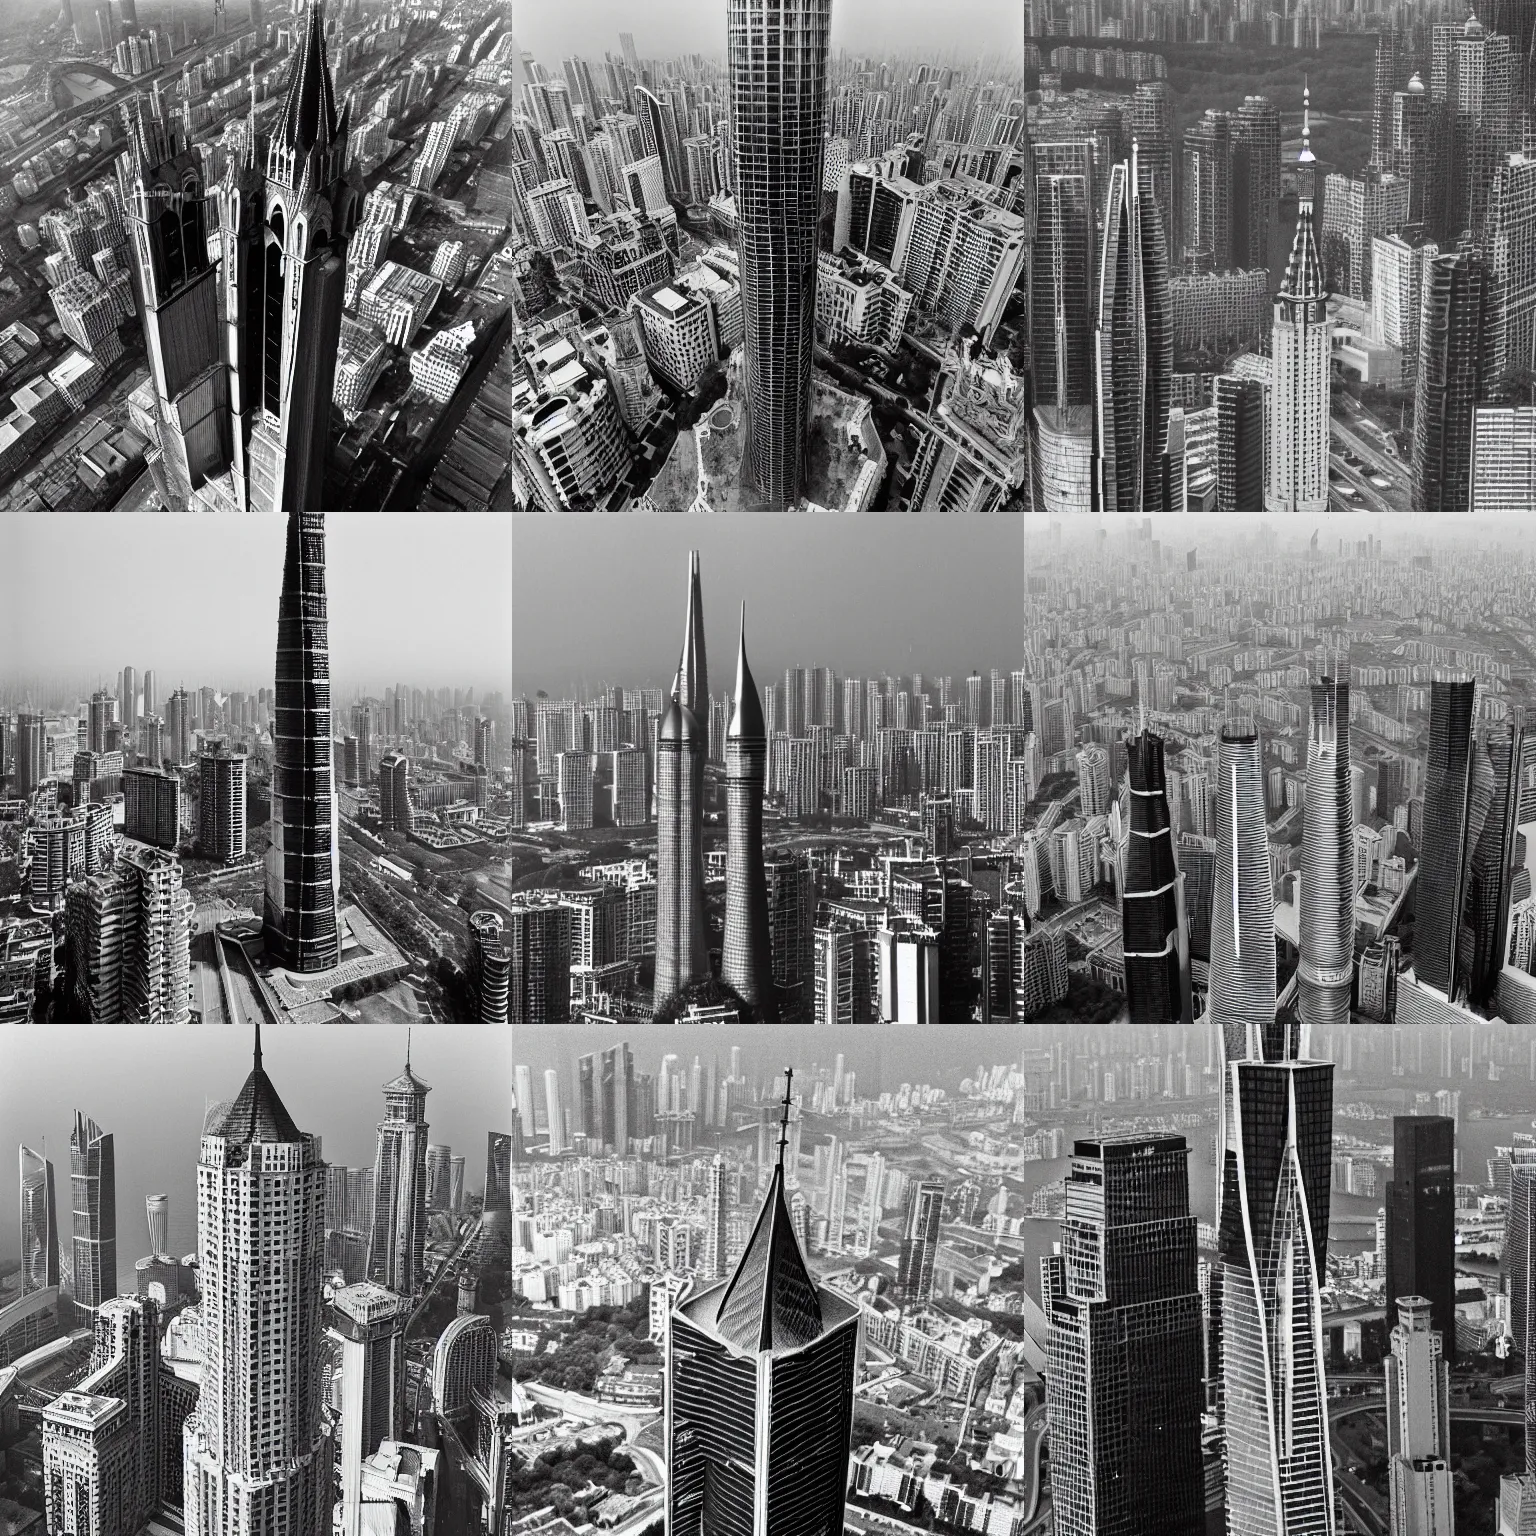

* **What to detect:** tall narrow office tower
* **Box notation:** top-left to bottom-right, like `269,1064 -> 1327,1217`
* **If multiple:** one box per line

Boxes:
1385,1297 -> 1453,1536
117,89 -> 232,510
544,1069 -> 564,1156
1207,726 -> 1277,1071
898,1178 -> 945,1301
1121,728 -> 1189,1023
263,512 -> 341,973
1265,91 -> 1330,513
1299,675 -> 1354,1032
654,554 -> 710,1008
222,0 -> 361,511
1094,142 -> 1173,512
184,1029 -> 333,1536
1047,1136 -> 1205,1536
703,1154 -> 729,1280
1414,678 -> 1478,1000
1385,1117 -> 1457,1361
332,1282 -> 407,1536
365,1055 -> 430,1299
19,1146 -> 59,1293
145,1193 -> 169,1256
667,1073 -> 860,1535
1460,711 -> 1532,1012
727,0 -> 832,509
70,1112 -> 117,1316
1220,1056 -> 1336,1536
721,605 -> 776,1018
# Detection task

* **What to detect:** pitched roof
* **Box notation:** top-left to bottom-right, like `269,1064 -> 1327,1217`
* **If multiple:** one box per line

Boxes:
710,1162 -> 824,1354
277,0 -> 339,156
210,1065 -> 304,1144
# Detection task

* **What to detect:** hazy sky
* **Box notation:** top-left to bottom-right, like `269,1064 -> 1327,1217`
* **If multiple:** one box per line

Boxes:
0,1026 -> 511,1285
0,515 -> 512,699
512,516 -> 1025,695
515,1 -> 1024,70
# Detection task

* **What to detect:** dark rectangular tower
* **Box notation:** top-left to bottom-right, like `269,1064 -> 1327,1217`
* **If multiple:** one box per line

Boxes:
1386,1115 -> 1457,1362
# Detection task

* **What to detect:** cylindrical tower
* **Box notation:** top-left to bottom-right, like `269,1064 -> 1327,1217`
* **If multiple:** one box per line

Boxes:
721,605 -> 776,1019
1299,676 -> 1353,1033
654,698 -> 707,1006
1121,728 -> 1184,1023
146,1192 -> 169,1256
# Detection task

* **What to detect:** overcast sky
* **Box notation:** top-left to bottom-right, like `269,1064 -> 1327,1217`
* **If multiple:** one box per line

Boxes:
515,1 -> 1024,69
512,516 -> 1025,696
0,515 -> 512,700
0,1026 -> 510,1285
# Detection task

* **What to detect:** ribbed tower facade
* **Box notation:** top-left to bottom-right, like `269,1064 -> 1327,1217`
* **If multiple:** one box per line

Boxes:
1121,729 -> 1188,1022
728,0 -> 831,509
366,1058 -> 429,1299
1093,141 -> 1173,513
70,1111 -> 117,1316
221,1 -> 361,511
1207,727 -> 1277,1069
1220,1058 -> 1336,1536
721,604 -> 776,1019
117,86 -> 231,510
185,1031 -> 333,1536
1415,678 -> 1478,998
654,553 -> 710,1009
1265,93 -> 1330,513
263,511 -> 341,973
667,1077 -> 860,1536
1298,676 -> 1354,1031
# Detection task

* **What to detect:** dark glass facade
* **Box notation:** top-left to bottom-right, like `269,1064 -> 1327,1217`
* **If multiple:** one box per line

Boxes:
1122,730 -> 1183,1022
1386,1115 -> 1457,1362
1415,678 -> 1477,997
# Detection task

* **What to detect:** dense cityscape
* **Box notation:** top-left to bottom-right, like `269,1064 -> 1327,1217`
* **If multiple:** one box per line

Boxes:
0,1027 -> 518,1536
510,517 -> 1536,1025
0,513 -> 518,1022
508,0 -> 1536,511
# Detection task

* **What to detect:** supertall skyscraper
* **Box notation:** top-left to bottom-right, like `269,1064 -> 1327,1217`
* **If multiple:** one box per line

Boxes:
366,1055 -> 430,1299
1094,142 -> 1173,512
70,1111 -> 117,1316
1412,247 -> 1488,511
1385,1117 -> 1457,1362
1046,1136 -> 1204,1536
721,604 -> 776,1019
185,1029 -> 333,1536
1265,93 -> 1330,514
898,1177 -> 945,1301
117,89 -> 231,511
221,1 -> 361,511
1386,1297 -> 1454,1536
667,1074 -> 860,1536
1207,726 -> 1277,1066
654,553 -> 710,1008
1415,678 -> 1478,999
1299,676 -> 1354,1030
263,511 -> 341,973
1121,728 -> 1189,1023
727,0 -> 831,509
19,1145 -> 59,1293
1220,1056 -> 1335,1535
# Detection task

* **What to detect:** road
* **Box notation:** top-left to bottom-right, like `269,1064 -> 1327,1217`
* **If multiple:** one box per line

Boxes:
1330,400 -> 1411,512
519,1380 -> 656,1446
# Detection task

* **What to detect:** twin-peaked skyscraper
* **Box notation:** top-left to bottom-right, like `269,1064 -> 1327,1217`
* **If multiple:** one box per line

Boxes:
117,0 -> 360,511
654,553 -> 777,1018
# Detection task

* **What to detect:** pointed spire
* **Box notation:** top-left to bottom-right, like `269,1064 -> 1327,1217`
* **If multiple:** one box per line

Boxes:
1299,80 -> 1315,167
673,549 -> 707,715
277,0 -> 338,156
727,600 -> 765,741
776,1068 -> 793,1169
253,1013 -> 262,1074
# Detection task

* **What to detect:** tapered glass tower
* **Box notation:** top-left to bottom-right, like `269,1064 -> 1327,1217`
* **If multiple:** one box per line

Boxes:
1415,678 -> 1478,999
19,1145 -> 59,1294
1122,728 -> 1187,1022
667,1073 -> 860,1536
728,0 -> 832,509
1299,676 -> 1354,1031
366,1056 -> 430,1299
263,511 -> 341,972
655,553 -> 710,1007
722,604 -> 775,1018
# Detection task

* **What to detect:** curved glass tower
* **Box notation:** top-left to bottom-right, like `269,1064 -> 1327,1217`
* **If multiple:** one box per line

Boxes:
1299,676 -> 1354,1032
19,1145 -> 58,1294
722,604 -> 776,1018
1121,728 -> 1186,1022
728,0 -> 832,509
263,510 -> 341,972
